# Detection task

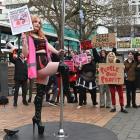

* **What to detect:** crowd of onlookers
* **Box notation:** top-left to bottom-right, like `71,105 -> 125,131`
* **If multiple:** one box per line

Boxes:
9,47 -> 140,114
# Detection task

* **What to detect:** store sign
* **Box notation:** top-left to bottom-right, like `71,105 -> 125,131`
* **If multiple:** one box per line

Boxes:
92,33 -> 116,48
131,37 -> 140,48
117,41 -> 131,48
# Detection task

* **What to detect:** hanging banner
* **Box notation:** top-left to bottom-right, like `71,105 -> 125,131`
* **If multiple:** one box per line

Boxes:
8,5 -> 33,35
98,63 -> 124,85
131,37 -> 140,48
92,33 -> 116,48
80,40 -> 93,50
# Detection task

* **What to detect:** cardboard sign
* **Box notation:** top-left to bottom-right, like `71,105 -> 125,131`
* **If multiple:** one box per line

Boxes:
8,5 -> 33,35
98,63 -> 124,85
73,53 -> 88,66
80,40 -> 93,50
92,33 -> 116,48
64,60 -> 74,71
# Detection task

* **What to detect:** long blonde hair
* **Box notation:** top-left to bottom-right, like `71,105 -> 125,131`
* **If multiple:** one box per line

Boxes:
106,52 -> 117,63
29,15 -> 46,39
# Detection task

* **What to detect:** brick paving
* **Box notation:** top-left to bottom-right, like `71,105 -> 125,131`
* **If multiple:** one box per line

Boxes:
0,93 -> 140,140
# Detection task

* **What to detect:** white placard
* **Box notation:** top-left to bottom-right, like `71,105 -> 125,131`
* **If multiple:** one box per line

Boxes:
8,5 -> 33,35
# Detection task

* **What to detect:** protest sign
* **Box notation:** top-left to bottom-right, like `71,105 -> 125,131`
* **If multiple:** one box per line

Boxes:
92,33 -> 116,48
98,63 -> 124,85
8,5 -> 33,35
80,40 -> 93,50
73,53 -> 88,66
64,60 -> 74,71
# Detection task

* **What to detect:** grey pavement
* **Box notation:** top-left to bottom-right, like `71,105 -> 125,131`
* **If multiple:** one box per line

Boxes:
104,107 -> 140,140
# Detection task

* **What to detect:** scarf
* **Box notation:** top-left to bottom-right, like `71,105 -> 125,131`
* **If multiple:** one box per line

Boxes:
27,36 -> 51,79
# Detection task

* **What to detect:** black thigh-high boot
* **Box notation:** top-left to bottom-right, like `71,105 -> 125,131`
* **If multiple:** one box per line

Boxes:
32,84 -> 45,135
58,62 -> 74,103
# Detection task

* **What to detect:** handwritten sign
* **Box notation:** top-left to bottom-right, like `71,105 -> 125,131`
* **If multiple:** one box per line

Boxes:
73,53 -> 88,66
92,33 -> 116,48
80,40 -> 93,50
98,63 -> 124,85
64,60 -> 74,71
8,5 -> 33,35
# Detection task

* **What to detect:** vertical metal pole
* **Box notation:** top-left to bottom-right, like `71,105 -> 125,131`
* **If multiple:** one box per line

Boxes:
56,0 -> 67,138
79,0 -> 82,40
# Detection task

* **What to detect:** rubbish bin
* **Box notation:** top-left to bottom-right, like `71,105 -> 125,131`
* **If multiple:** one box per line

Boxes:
0,62 -> 8,96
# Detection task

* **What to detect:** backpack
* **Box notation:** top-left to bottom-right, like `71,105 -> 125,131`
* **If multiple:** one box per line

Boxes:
0,96 -> 9,105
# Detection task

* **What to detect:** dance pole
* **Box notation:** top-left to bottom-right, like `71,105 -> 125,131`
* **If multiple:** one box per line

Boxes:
56,0 -> 67,138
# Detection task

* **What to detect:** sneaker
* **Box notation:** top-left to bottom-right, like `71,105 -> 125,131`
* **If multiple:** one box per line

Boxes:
110,108 -> 116,112
100,105 -> 105,108
28,98 -> 31,103
13,102 -> 17,107
121,108 -> 128,113
106,106 -> 111,108
132,104 -> 138,108
77,105 -> 82,109
125,104 -> 131,108
49,101 -> 57,106
93,102 -> 98,106
83,101 -> 87,105
22,100 -> 28,106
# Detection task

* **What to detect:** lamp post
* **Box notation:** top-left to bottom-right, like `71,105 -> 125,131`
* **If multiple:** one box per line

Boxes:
79,0 -> 84,44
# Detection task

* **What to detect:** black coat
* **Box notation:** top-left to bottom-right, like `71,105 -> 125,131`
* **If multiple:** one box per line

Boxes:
9,53 -> 28,81
135,62 -> 140,88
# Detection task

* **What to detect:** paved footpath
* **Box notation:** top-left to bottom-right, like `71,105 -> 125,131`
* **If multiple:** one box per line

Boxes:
105,107 -> 140,140
0,93 -> 140,140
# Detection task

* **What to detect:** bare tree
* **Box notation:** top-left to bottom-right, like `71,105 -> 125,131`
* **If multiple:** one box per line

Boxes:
16,0 -> 133,46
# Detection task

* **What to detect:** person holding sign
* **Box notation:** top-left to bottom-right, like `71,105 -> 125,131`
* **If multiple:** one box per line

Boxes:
92,48 -> 111,108
106,52 -> 128,113
22,15 -> 71,135
76,53 -> 97,109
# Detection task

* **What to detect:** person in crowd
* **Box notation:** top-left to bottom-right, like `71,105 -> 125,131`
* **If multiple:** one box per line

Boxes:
106,51 -> 128,113
76,53 -> 97,109
22,15 -> 71,135
9,50 -> 28,107
65,50 -> 78,103
124,51 -> 137,108
45,74 -> 58,106
92,48 -> 111,108
135,53 -> 140,101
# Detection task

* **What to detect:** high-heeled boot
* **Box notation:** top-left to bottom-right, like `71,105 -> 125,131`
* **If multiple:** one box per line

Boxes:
32,84 -> 45,135
58,62 -> 74,103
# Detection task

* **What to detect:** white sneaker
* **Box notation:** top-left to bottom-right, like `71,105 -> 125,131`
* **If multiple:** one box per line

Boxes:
77,105 -> 82,109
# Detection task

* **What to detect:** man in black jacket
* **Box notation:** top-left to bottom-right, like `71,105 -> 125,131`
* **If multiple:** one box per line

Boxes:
9,50 -> 28,107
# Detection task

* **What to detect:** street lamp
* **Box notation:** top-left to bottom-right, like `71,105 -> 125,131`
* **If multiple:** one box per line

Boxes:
79,0 -> 84,41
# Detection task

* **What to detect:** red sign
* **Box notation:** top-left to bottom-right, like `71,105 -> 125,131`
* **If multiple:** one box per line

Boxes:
80,40 -> 93,50
64,60 -> 74,71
